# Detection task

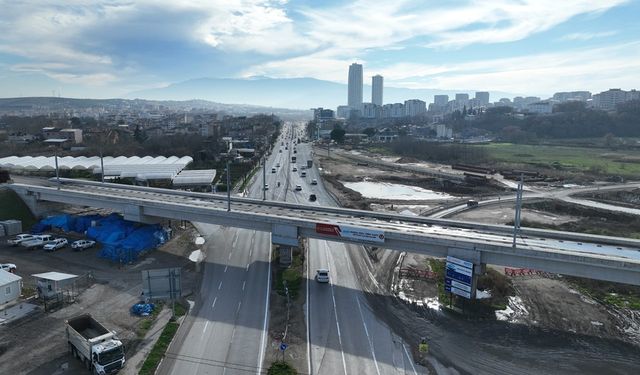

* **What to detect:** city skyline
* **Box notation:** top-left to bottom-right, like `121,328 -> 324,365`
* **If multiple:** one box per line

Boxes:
0,1 -> 639,101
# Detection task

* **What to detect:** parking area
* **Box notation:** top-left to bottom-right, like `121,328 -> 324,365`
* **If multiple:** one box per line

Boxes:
0,226 -> 198,374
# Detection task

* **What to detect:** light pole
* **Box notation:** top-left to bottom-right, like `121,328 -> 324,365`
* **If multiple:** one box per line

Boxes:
512,173 -> 524,248
262,157 -> 267,201
100,149 -> 105,183
226,160 -> 231,212
54,154 -> 60,188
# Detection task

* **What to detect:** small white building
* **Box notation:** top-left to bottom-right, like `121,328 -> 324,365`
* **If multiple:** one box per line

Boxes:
0,270 -> 22,306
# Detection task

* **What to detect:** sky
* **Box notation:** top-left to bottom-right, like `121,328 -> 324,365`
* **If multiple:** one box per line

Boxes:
0,0 -> 639,100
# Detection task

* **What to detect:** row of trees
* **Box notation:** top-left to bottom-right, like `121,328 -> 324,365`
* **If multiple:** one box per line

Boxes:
446,100 -> 640,141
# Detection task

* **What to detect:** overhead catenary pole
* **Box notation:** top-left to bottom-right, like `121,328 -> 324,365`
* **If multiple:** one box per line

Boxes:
54,154 -> 60,188
512,173 -> 524,248
226,160 -> 231,212
262,157 -> 267,201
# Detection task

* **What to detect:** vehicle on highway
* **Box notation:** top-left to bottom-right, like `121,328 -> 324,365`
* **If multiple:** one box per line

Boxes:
0,263 -> 17,273
292,167 -> 297,172
301,171 -> 307,177
293,149 -> 297,154
300,165 -> 306,170
66,314 -> 126,374
315,269 -> 330,283
291,156 -> 296,163
7,233 -> 35,246
311,179 -> 318,185
71,239 -> 96,251
277,181 -> 281,187
276,163 -> 280,167
271,167 -> 276,173
21,234 -> 54,249
309,194 -> 317,202
467,200 -> 479,207
279,149 -> 282,153
43,238 -> 68,251
295,185 -> 302,191
264,184 -> 269,190
307,160 -> 313,168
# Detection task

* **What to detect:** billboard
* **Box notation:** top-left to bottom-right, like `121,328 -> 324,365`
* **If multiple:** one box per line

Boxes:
444,256 -> 474,299
315,223 -> 385,244
141,268 -> 181,301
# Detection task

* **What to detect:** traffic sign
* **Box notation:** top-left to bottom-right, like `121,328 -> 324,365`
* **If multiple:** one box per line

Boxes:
279,343 -> 288,351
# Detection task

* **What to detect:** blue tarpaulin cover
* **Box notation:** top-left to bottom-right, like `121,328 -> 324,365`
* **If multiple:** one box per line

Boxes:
32,213 -> 168,263
131,303 -> 155,316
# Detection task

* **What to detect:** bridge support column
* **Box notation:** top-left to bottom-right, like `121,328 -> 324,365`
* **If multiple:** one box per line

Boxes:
123,205 -> 162,224
271,224 -> 299,267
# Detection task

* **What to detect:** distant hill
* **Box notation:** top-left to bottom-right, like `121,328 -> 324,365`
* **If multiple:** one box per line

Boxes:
0,97 -> 311,120
127,77 -> 517,109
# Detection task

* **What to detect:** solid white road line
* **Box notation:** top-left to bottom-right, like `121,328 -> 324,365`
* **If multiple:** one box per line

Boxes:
402,343 -> 419,375
202,321 -> 209,333
356,296 -> 381,375
325,244 -> 348,375
257,238 -> 272,375
306,242 -> 312,375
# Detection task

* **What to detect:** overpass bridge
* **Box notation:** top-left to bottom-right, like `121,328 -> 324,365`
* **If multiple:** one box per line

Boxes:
9,178 -> 640,287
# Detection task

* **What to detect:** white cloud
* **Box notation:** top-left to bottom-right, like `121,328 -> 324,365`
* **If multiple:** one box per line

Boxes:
560,31 -> 618,41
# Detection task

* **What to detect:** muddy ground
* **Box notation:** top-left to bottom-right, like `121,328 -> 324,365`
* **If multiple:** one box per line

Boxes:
0,226 -> 198,375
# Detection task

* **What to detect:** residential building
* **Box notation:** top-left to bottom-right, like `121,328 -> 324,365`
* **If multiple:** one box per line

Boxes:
362,103 -> 381,119
528,101 -> 553,114
382,103 -> 405,118
313,108 -> 335,122
372,75 -> 383,106
376,128 -> 399,142
592,88 -> 639,110
455,93 -> 469,103
404,99 -> 427,117
336,105 -> 351,119
436,124 -> 453,139
348,63 -> 363,110
552,91 -> 591,102
475,92 -> 490,106
434,95 -> 449,107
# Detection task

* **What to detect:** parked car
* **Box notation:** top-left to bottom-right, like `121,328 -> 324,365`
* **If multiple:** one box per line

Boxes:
43,238 -> 68,251
311,179 -> 318,185
7,233 -> 34,246
295,185 -> 302,191
315,269 -> 330,283
0,263 -> 17,273
71,239 -> 96,251
21,234 -> 54,249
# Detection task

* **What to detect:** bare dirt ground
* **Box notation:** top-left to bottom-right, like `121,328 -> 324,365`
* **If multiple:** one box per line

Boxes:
312,148 -> 640,373
0,226 -> 197,375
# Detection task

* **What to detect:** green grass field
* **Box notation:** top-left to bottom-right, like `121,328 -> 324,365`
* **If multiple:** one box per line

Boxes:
0,188 -> 36,229
475,143 -> 640,177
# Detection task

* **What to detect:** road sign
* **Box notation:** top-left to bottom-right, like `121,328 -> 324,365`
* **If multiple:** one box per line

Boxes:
141,268 -> 181,300
444,256 -> 474,299
279,343 -> 288,351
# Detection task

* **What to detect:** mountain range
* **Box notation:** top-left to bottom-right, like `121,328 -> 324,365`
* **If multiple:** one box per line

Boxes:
127,77 -> 517,110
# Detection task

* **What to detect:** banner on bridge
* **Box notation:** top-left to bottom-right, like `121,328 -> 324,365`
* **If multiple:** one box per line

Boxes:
315,223 -> 385,244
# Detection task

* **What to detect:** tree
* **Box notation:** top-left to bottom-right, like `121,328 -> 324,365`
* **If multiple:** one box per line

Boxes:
330,125 -> 346,143
133,124 -> 148,144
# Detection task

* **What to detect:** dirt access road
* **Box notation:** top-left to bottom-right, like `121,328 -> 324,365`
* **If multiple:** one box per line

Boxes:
0,228 -> 197,374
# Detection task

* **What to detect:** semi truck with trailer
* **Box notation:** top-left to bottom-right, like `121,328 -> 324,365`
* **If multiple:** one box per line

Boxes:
66,314 -> 125,374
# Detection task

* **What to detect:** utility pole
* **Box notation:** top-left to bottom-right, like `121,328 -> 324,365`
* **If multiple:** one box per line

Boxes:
226,160 -> 231,212
54,154 -> 60,188
100,149 -> 105,183
262,157 -> 267,201
512,173 -> 524,248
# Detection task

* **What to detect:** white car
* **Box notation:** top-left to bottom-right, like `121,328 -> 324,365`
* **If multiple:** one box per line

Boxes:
271,168 -> 276,173
295,185 -> 302,191
0,263 -> 17,273
43,238 -> 68,251
264,184 -> 269,191
71,239 -> 96,251
311,179 -> 318,185
292,167 -> 298,172
7,234 -> 34,246
301,171 -> 307,177
315,269 -> 330,283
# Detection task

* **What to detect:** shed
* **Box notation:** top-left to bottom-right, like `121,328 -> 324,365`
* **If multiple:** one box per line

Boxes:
32,271 -> 78,300
0,270 -> 22,306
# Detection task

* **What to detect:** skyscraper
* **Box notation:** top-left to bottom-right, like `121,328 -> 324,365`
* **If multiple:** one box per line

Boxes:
348,63 -> 363,110
372,75 -> 383,106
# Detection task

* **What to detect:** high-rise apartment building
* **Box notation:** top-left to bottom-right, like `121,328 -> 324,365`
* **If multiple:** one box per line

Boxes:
434,95 -> 449,107
404,99 -> 427,117
475,91 -> 490,106
455,93 -> 469,103
372,75 -> 383,106
592,89 -> 638,110
348,63 -> 363,110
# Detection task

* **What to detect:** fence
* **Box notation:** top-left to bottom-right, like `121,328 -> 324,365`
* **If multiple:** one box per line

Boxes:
399,268 -> 438,280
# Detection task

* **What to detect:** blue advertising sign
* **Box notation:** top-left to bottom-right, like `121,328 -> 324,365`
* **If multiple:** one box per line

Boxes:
444,256 -> 475,299
446,266 -> 472,284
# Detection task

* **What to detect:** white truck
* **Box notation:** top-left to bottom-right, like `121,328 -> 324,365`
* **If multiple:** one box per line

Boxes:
20,234 -> 53,249
66,314 -> 126,374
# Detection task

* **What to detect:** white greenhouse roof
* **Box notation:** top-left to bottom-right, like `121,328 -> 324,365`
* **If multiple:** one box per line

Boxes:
0,155 -> 193,180
172,169 -> 217,185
